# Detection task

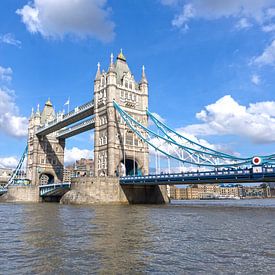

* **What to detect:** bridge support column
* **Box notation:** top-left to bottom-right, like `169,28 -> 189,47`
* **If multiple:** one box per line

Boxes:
121,185 -> 169,204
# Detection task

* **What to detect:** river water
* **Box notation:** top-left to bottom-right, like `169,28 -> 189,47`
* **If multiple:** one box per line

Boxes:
0,199 -> 274,274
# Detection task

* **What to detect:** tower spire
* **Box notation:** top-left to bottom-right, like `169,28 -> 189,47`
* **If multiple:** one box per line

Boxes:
141,65 -> 148,83
95,62 -> 101,80
117,49 -> 126,61
108,53 -> 115,72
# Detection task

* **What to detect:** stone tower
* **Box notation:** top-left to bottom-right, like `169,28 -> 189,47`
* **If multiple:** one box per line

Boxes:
94,51 -> 149,177
26,99 -> 65,185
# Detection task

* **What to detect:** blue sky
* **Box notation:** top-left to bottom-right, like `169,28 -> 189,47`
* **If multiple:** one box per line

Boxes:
0,0 -> 275,167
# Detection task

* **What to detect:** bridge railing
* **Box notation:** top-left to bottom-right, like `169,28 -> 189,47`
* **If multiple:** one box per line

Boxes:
120,165 -> 275,184
39,182 -> 71,196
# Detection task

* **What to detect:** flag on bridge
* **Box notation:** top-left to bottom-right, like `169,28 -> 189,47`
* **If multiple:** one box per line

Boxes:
64,98 -> 70,106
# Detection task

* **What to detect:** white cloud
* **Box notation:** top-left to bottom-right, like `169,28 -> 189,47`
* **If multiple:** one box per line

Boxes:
148,112 -> 166,126
183,95 -> 275,144
172,3 -> 195,28
0,33 -> 21,47
0,66 -> 13,82
262,23 -> 275,32
164,0 -> 275,30
253,40 -> 275,66
16,0 -> 115,42
0,156 -> 18,168
235,18 -> 252,30
251,74 -> 261,85
0,89 -> 28,138
64,147 -> 93,165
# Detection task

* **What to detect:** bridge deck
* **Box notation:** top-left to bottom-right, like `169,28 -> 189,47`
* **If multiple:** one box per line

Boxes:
0,188 -> 7,196
39,183 -> 71,197
120,166 -> 275,185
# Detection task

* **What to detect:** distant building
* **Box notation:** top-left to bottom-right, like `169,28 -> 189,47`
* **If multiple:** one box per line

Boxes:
243,185 -> 271,198
170,185 -> 199,200
267,183 -> 275,197
63,158 -> 94,182
0,168 -> 13,186
198,184 -> 220,199
170,183 -> 271,200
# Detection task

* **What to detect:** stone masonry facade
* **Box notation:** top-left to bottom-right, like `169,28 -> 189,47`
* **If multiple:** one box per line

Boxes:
93,51 -> 149,177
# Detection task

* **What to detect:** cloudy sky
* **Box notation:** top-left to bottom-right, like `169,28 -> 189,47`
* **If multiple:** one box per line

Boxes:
0,0 -> 275,168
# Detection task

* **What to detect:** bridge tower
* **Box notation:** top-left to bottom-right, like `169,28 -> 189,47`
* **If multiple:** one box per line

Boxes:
26,100 -> 65,185
94,51 -> 149,177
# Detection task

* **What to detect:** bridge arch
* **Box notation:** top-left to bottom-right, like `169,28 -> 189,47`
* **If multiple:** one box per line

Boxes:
39,172 -> 54,185
119,157 -> 142,176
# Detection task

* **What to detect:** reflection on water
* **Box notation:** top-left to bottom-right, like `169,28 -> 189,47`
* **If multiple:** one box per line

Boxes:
0,199 -> 275,274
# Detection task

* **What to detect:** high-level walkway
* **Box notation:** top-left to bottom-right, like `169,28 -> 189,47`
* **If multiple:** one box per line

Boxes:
36,101 -> 94,136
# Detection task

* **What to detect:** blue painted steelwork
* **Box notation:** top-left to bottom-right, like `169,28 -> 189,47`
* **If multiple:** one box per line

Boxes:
147,110 -> 275,163
0,187 -> 7,196
39,182 -> 71,197
120,165 -> 275,185
114,101 -> 250,167
5,146 -> 28,188
114,101 -> 275,168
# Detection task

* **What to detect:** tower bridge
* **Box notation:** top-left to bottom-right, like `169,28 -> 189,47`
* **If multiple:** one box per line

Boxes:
1,51 -> 275,204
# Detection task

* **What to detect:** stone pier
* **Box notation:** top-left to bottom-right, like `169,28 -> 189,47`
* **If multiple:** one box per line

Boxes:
0,186 -> 40,203
60,176 -> 169,205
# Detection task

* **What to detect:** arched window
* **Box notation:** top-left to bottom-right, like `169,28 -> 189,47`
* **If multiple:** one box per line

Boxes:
129,82 -> 132,90
125,80 -> 128,88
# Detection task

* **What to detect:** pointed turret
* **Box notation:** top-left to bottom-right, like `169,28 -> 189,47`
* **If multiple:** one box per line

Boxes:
141,65 -> 148,84
41,99 -> 55,124
117,49 -> 126,61
35,104 -> 40,117
30,107 -> 34,118
95,62 -> 101,80
115,49 -> 132,84
108,53 -> 115,72
45,98 -> 53,107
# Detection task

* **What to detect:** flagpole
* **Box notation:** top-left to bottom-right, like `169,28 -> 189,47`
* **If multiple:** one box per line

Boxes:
68,97 -> 70,113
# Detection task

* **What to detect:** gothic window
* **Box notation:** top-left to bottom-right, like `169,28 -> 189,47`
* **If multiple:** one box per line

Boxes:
126,133 -> 133,145
125,80 -> 128,88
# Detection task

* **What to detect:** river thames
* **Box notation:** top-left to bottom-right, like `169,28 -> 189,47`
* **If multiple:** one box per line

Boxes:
0,199 -> 274,274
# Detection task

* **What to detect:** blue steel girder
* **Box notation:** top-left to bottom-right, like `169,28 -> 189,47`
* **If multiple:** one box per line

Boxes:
39,182 -> 71,197
113,101 -> 275,168
5,145 -> 28,188
120,165 -> 275,185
